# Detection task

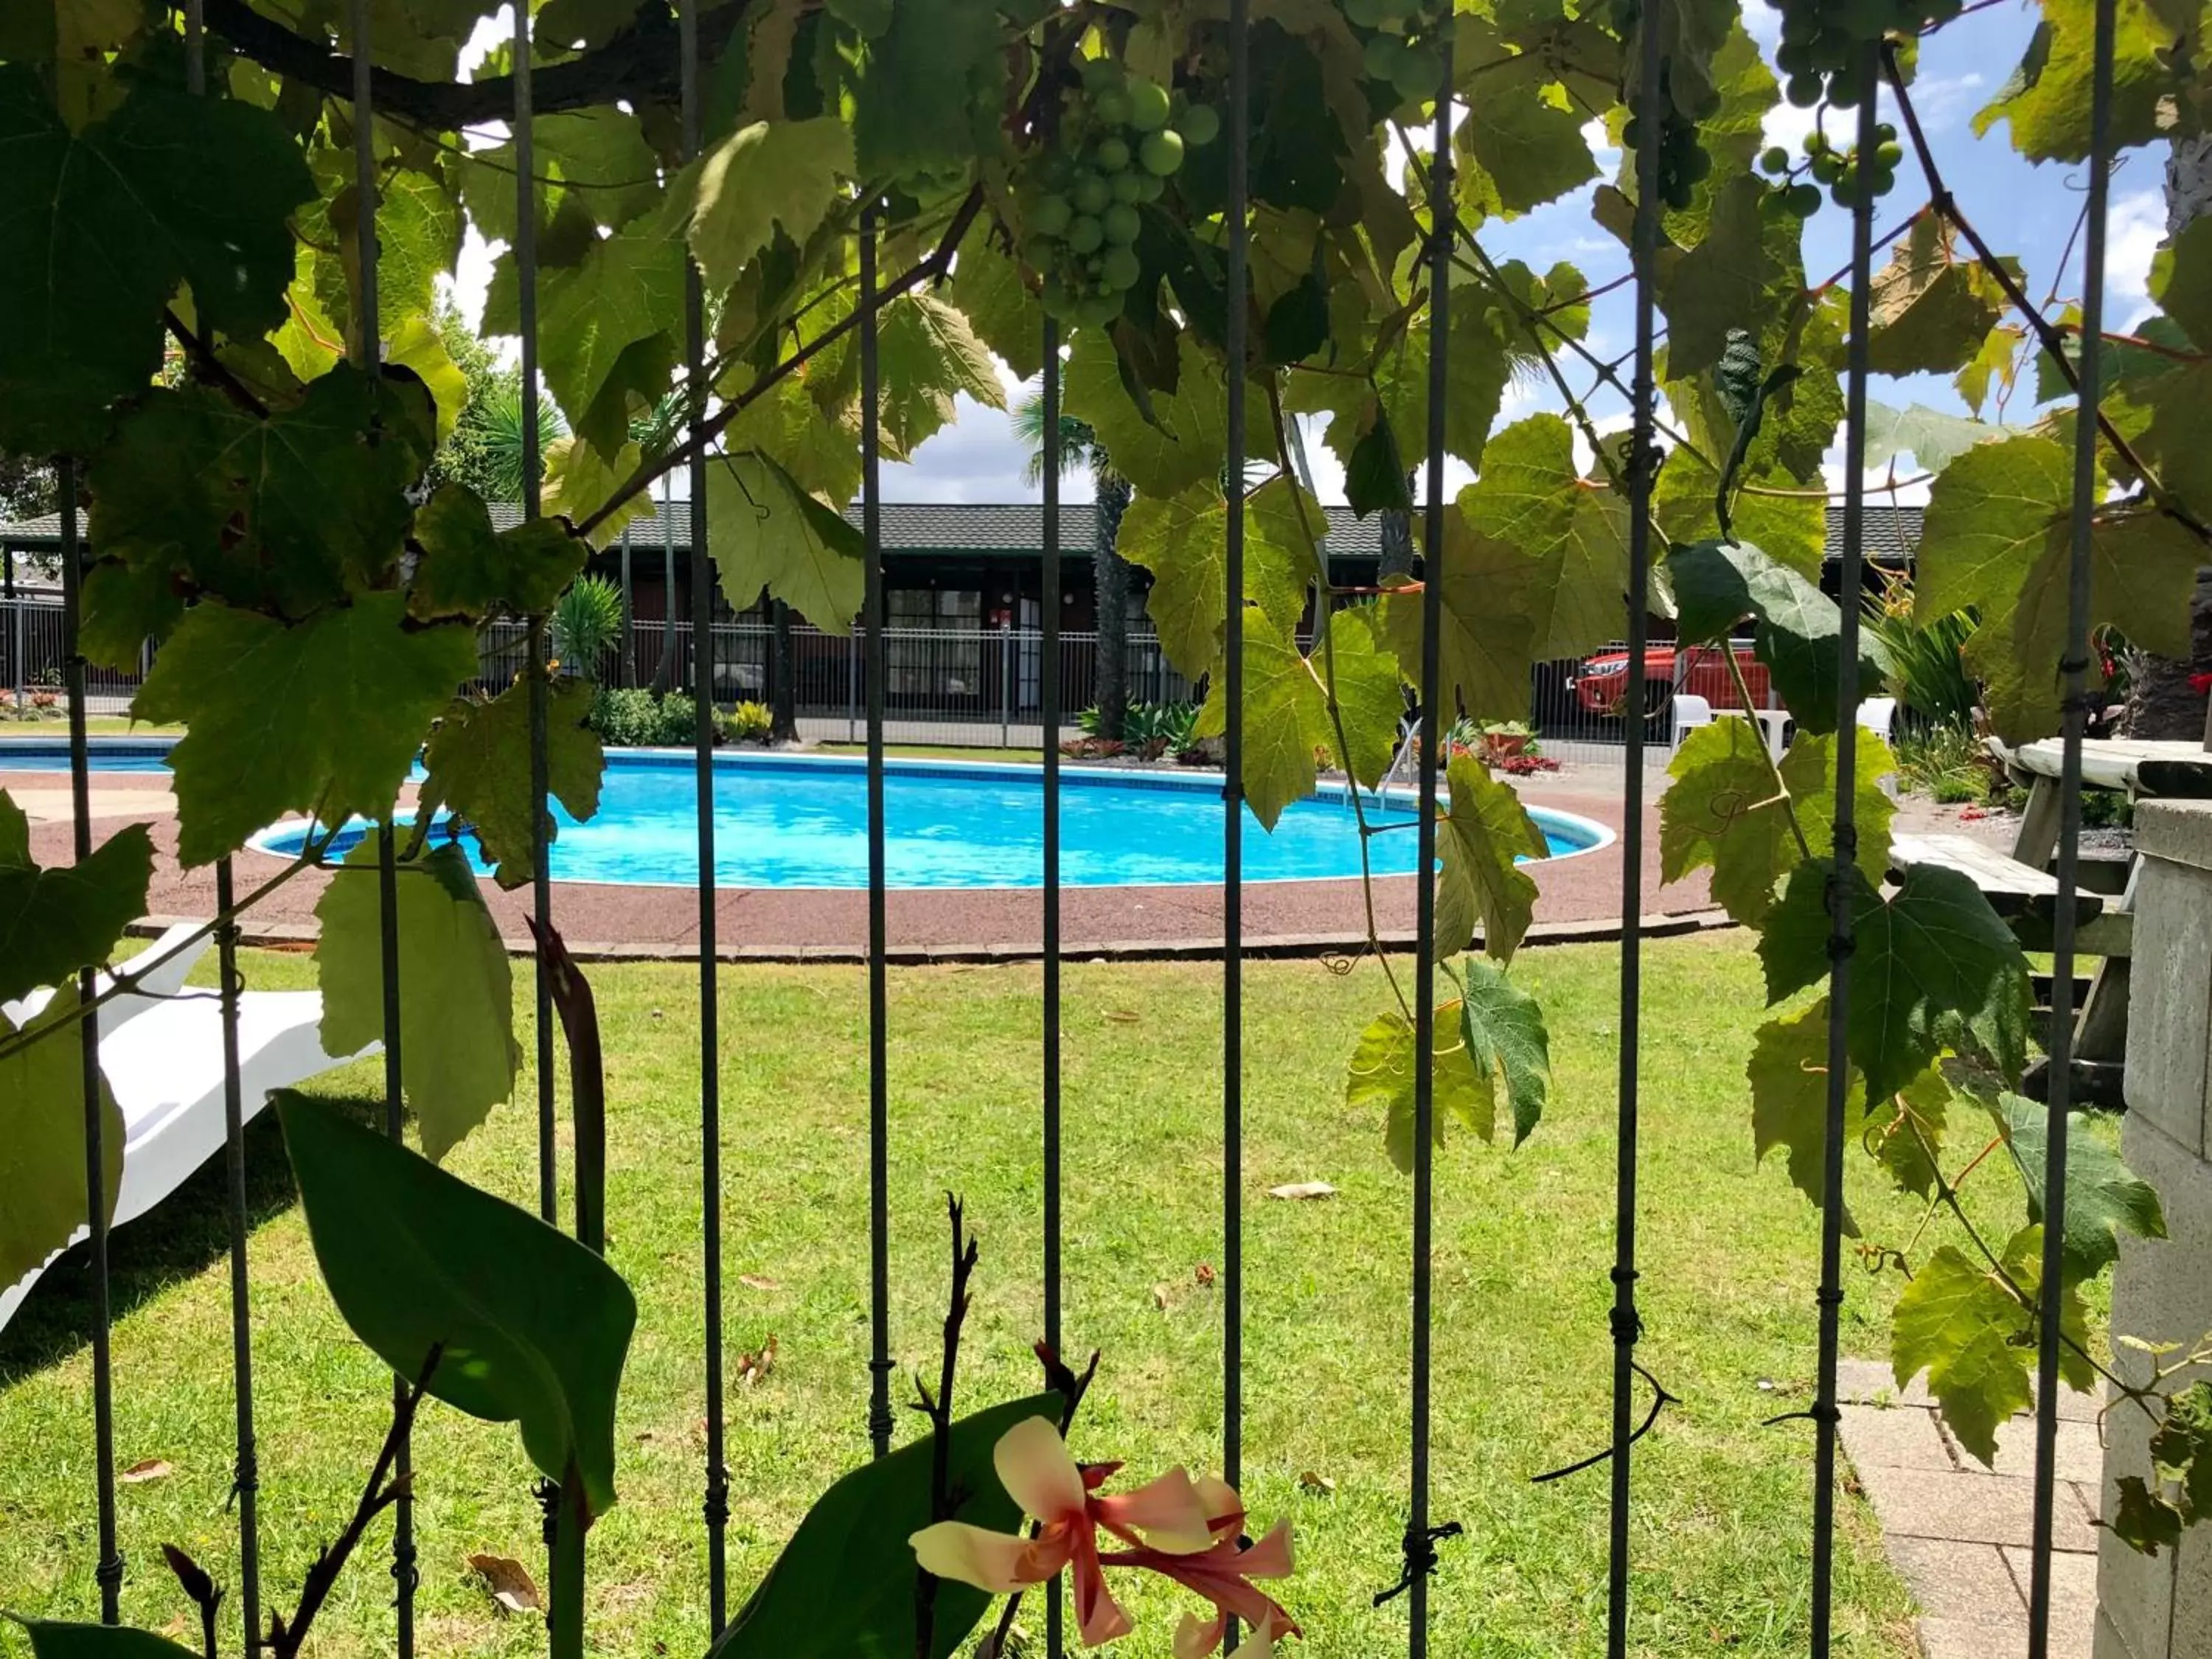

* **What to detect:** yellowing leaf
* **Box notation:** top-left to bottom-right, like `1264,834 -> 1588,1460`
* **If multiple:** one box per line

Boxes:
314,834 -> 520,1163
705,451 -> 864,633
1458,414 -> 1630,659
1975,0 -> 2178,163
545,437 -> 650,549
1121,482 -> 1314,681
1380,501 -> 1545,723
468,1553 -> 542,1615
1865,219 -> 2009,379
688,119 -> 854,290
0,987 -> 123,1298
1062,330 -> 1228,501
1345,1004 -> 1494,1175
1193,627 -> 1331,831
1318,605 -> 1405,791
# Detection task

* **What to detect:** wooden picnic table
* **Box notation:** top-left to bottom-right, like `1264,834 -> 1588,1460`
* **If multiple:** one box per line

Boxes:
1887,738 -> 2212,1107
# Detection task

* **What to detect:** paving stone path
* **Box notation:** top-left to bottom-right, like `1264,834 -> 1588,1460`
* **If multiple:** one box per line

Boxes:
1838,1357 -> 2105,1659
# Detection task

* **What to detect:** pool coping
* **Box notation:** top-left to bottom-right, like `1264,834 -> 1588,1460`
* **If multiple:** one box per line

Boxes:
126,904 -> 1736,964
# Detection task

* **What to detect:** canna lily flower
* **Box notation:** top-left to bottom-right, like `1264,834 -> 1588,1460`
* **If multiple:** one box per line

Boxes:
1122,1505 -> 1298,1659
911,1416 -> 1219,1645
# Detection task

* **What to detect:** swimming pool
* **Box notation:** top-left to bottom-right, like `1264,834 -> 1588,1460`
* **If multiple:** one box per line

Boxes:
4,739 -> 1612,888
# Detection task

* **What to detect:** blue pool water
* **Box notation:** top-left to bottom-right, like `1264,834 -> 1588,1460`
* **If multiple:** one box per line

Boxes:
4,739 -> 1610,888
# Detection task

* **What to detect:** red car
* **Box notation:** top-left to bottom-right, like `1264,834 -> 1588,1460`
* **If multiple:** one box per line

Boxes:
1570,642 -> 1773,726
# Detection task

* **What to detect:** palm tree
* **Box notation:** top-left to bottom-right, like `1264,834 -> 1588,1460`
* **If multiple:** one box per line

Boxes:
451,378 -> 568,503
1012,394 -> 1135,740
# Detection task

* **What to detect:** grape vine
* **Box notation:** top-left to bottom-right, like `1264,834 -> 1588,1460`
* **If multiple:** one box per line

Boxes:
4,7 -> 2212,1649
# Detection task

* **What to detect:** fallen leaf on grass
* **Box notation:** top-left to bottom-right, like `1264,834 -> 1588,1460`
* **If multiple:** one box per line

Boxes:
120,1459 -> 172,1484
1267,1180 -> 1338,1200
1103,1010 -> 1141,1024
1152,1284 -> 1174,1311
737,1334 -> 778,1387
1194,1262 -> 1217,1287
1298,1470 -> 1336,1495
468,1553 -> 542,1615
737,1273 -> 781,1292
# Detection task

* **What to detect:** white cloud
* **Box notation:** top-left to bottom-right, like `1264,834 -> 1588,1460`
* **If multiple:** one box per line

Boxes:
1910,72 -> 1986,133
2102,189 -> 2168,330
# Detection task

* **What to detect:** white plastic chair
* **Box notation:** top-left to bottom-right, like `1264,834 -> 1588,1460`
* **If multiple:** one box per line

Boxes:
1671,693 -> 1714,750
1856,697 -> 1898,744
0,946 -> 376,1335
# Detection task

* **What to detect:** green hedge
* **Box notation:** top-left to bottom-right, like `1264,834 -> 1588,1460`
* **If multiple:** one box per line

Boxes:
588,688 -> 700,747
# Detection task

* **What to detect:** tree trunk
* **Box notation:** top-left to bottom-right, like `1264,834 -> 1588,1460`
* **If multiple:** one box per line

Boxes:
2129,136 -> 2212,745
769,597 -> 799,742
1093,467 -> 1134,740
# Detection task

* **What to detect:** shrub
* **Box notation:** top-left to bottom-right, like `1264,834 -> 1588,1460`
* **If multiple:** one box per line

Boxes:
1894,723 -> 1998,804
723,700 -> 773,743
590,687 -> 698,747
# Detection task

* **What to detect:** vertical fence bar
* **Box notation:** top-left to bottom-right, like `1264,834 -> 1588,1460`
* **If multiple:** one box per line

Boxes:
2028,0 -> 2116,1648
862,206 -> 894,1460
1040,310 -> 1066,1659
1603,14 -> 1665,1656
1405,29 -> 1453,1658
1222,0 -> 1249,1534
347,6 -> 416,1646
185,6 -> 261,1645
678,0 -> 731,1628
60,461 -> 122,1625
1809,52 -> 1882,1654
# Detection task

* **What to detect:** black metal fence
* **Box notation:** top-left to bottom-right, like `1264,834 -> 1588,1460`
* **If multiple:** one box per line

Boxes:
18,0 -> 2133,1656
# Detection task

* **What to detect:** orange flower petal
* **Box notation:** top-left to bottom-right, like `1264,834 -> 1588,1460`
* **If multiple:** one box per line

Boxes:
909,1520 -> 1065,1593
1093,1466 -> 1216,1555
994,1416 -> 1086,1523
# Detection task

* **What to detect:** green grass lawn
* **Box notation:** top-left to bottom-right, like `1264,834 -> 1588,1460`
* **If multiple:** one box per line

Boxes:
4,933 -> 2061,1659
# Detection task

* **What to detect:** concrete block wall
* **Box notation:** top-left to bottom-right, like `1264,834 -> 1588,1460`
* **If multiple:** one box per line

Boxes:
2096,799 -> 2212,1659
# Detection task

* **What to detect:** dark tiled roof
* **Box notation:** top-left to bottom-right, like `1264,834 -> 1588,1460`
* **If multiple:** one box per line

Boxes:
1,501 -> 1921,563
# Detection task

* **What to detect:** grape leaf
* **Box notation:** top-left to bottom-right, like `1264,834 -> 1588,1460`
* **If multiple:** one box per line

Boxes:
947,240 -> 1044,381
1998,1092 -> 2167,1276
1458,414 -> 1630,659
276,1093 -> 633,1517
0,67 -> 314,451
1974,0 -> 2177,164
408,486 -> 589,622
1319,605 -> 1406,790
419,679 -> 605,891
687,117 -> 854,290
1666,538 -> 1886,734
1346,1004 -> 1495,1175
704,451 -> 864,633
546,436 -> 651,549
464,108 -> 664,244
1435,752 -> 1548,963
0,987 -> 123,1298
1760,860 -> 2031,1104
1121,483 -> 1314,681
0,793 -> 153,1009
1660,175 -> 1778,380
86,366 -> 433,633
322,167 -> 462,347
1654,451 -> 1826,581
1062,330 -> 1228,501
1892,1226 -> 2092,1465
2149,215 -> 2212,351
1955,323 -> 2027,417
2110,1379 -> 2212,1553
1455,61 -> 1596,218
1747,995 -> 1863,1230
1458,958 -> 1550,1147
1192,627 -> 1330,832
1863,401 -> 2004,473
134,596 -> 479,866
1379,501 -> 1544,723
314,833 -> 520,1163
874,293 -> 1005,461
535,196 -> 687,445
1865,218 -> 2009,379
849,0 -> 1003,176
1916,434 -> 2206,741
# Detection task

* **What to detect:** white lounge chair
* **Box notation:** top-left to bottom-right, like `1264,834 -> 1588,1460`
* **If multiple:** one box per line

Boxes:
0,932 -> 374,1335
1671,693 -> 1714,750
1857,696 -> 1899,744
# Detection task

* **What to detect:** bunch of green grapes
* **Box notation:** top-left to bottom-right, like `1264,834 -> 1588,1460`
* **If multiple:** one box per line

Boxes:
1343,0 -> 1447,107
1021,56 -> 1220,327
1768,0 -> 1966,109
1623,107 -> 1713,211
1756,122 -> 1902,212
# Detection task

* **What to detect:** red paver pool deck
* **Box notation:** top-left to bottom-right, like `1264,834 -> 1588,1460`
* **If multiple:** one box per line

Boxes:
18,768 -> 1719,960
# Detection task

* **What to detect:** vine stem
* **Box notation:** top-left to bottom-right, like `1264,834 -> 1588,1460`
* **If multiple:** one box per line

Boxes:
264,1346 -> 442,1658
1265,383 -> 1411,1018
911,1194 -> 980,1659
1879,43 -> 2212,544
1720,647 -> 1815,862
